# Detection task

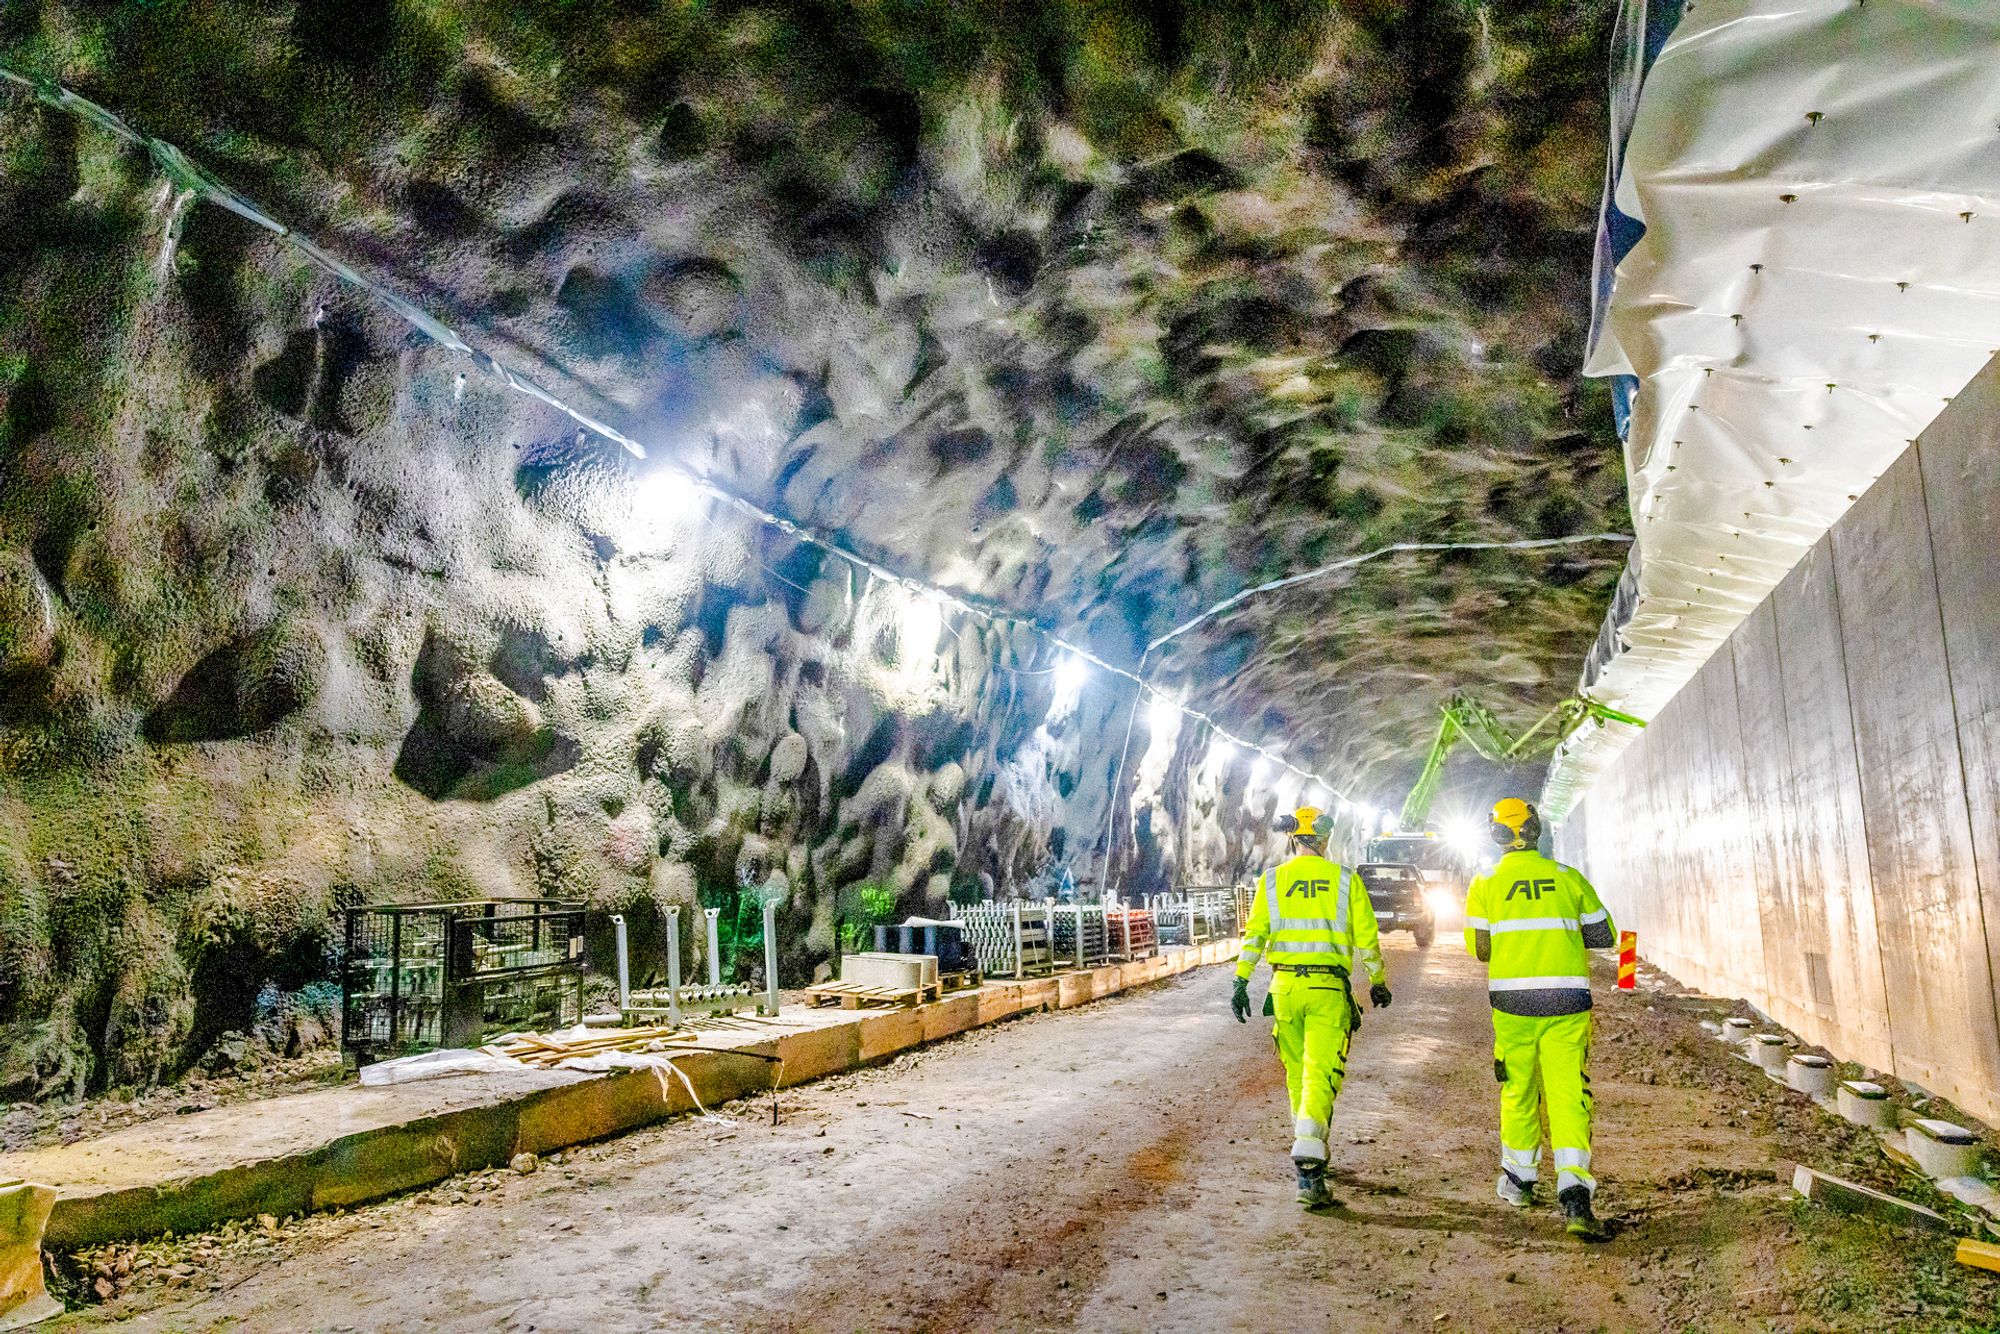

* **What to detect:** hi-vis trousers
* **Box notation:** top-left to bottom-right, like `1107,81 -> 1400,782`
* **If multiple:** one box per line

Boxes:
1493,1009 -> 1595,1196
1271,971 -> 1356,1164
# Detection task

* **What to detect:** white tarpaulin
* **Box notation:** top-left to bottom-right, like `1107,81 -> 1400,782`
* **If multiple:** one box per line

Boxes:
1547,1 -> 2000,818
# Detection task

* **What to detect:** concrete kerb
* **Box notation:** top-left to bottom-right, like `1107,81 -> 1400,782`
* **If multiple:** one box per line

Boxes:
11,942 -> 1239,1249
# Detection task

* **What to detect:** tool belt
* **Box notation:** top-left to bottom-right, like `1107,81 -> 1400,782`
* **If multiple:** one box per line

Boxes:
1273,964 -> 1349,978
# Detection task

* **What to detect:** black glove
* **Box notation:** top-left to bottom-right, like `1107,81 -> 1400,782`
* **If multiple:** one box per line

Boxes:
1231,977 -> 1251,1023
1370,982 -> 1393,1009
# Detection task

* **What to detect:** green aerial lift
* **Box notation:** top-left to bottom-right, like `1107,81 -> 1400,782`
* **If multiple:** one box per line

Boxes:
1393,692 -> 1647,833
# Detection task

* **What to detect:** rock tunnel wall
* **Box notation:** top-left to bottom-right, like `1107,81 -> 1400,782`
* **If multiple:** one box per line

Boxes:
1558,354 -> 2000,1123
0,153 -> 1300,1103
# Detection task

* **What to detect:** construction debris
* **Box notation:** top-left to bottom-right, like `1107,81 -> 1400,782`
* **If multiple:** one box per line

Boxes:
1791,1164 -> 1953,1233
481,1025 -> 696,1069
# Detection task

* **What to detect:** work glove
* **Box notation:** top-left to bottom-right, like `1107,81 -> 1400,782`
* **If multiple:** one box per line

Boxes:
1231,977 -> 1251,1023
1370,981 -> 1394,1009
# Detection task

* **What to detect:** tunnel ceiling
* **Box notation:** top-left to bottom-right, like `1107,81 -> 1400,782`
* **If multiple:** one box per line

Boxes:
1,1 -> 1629,801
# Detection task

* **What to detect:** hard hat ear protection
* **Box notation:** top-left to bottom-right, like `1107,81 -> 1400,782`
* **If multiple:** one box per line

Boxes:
1277,807 -> 1327,843
1488,799 -> 1541,850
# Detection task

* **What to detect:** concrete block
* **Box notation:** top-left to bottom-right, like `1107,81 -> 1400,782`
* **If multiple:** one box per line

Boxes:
1722,1017 -> 1753,1043
1838,1080 -> 1896,1129
1787,1054 -> 1835,1097
0,1179 -> 61,1330
1750,1033 -> 1789,1072
841,953 -> 937,990
1793,1164 -> 1952,1232
1908,1118 -> 1983,1180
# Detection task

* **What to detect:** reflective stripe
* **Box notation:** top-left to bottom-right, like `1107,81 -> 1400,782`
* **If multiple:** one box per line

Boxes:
1489,917 -> 1580,934
1579,908 -> 1609,925
1272,915 -> 1337,932
1238,947 -> 1263,961
1465,916 -> 1489,930
1553,1148 -> 1591,1169
1267,940 -> 1352,955
1489,975 -> 1591,991
1502,1145 -> 1541,1180
1295,1115 -> 1327,1141
1291,1136 -> 1329,1163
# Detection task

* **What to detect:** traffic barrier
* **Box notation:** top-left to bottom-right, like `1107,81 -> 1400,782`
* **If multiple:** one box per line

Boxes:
1617,931 -> 1637,990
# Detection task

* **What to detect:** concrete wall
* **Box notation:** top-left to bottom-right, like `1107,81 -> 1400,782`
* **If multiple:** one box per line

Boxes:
1559,355 -> 2000,1121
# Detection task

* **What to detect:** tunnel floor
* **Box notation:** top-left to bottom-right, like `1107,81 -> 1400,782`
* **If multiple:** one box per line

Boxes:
68,945 -> 1999,1332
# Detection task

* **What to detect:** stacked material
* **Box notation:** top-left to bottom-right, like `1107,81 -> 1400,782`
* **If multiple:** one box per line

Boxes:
1049,904 -> 1113,968
1106,906 -> 1158,960
872,920 -> 976,974
482,1025 -> 694,1069
952,903 -> 1053,977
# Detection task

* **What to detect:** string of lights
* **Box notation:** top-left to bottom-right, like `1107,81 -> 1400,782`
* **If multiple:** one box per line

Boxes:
1,67 -> 1633,834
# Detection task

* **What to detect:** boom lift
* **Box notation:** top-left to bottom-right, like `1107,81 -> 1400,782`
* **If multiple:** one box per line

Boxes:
1366,693 -> 1646,871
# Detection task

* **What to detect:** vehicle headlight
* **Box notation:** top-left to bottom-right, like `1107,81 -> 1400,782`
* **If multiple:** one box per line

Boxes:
1424,889 -> 1456,921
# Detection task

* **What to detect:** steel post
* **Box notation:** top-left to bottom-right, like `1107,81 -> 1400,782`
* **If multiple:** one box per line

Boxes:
665,905 -> 683,1027
1011,901 -> 1024,978
762,898 -> 781,1015
609,913 -> 631,1014
705,907 -> 722,987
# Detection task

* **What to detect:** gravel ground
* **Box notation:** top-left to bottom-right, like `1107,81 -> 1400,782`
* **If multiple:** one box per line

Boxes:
47,941 -> 2000,1332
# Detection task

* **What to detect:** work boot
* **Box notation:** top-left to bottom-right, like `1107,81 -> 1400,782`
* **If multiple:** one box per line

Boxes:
1559,1184 -> 1609,1241
1294,1161 -> 1337,1210
1496,1170 -> 1533,1208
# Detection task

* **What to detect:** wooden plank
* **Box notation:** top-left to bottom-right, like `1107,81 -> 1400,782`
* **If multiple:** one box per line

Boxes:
1832,449 -> 2000,1112
1792,1165 -> 1952,1233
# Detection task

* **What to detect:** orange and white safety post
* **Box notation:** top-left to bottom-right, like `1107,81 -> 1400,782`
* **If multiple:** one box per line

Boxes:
1617,931 -> 1637,990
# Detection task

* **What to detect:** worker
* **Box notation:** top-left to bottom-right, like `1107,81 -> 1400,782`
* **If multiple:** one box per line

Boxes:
1464,797 -> 1617,1241
1230,805 -> 1392,1209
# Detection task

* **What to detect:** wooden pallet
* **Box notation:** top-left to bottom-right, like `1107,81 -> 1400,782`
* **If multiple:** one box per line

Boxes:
803,979 -> 942,1010
939,968 -> 982,993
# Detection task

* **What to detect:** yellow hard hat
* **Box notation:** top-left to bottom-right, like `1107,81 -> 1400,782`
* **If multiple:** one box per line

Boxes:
1489,798 -> 1540,850
1289,806 -> 1326,839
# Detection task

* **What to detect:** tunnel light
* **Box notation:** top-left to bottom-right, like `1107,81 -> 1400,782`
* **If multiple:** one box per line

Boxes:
1145,693 -> 1179,733
1254,756 -> 1275,783
629,468 -> 711,548
1209,736 -> 1236,767
897,591 -> 946,665
1053,653 -> 1090,698
1442,817 -> 1488,862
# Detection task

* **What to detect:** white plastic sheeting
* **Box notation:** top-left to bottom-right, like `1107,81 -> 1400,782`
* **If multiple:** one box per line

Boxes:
1547,1 -> 2000,819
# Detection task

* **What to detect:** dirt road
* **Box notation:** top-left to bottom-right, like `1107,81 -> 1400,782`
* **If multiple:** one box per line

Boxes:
71,941 -> 2000,1331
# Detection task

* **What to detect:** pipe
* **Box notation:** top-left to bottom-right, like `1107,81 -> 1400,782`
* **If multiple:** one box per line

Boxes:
609,914 -> 631,1015
665,905 -> 683,1028
762,898 -> 781,1016
705,907 -> 722,987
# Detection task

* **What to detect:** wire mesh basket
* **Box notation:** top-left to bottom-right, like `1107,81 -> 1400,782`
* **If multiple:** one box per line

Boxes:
342,899 -> 586,1064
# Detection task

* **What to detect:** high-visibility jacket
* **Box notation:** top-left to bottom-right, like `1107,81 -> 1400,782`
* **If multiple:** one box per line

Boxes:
1464,850 -> 1614,1016
1236,854 -> 1386,985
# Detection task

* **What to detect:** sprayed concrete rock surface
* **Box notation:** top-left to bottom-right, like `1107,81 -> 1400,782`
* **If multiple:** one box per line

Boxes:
0,4 -> 1627,1091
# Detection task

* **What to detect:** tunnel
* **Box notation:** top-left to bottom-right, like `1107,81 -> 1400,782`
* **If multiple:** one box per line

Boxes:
1,3 -> 1999,1330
